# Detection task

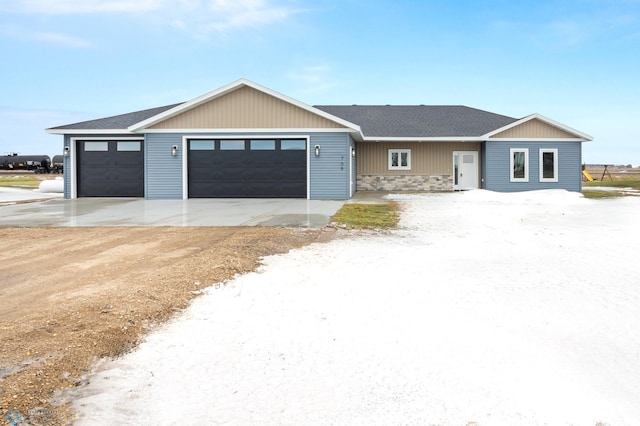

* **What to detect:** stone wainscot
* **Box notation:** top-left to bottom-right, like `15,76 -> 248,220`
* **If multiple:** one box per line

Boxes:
358,175 -> 453,192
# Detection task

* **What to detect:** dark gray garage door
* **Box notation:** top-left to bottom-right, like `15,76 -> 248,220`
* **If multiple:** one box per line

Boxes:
77,140 -> 144,197
188,138 -> 307,198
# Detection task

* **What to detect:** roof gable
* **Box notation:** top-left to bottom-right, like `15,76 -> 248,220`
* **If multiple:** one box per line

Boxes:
486,114 -> 592,141
132,79 -> 358,132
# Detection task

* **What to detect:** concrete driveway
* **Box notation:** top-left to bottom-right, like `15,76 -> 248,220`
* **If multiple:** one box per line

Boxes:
0,198 -> 346,227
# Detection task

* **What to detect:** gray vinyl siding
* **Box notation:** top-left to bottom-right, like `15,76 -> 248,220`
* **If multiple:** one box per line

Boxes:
63,131 -> 352,200
145,134 -> 183,199
309,132 -> 352,200
144,131 -> 352,200
484,141 -> 582,192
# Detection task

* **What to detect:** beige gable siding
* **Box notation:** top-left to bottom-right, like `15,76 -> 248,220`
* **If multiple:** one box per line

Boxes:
358,142 -> 482,175
149,86 -> 346,130
490,119 -> 576,139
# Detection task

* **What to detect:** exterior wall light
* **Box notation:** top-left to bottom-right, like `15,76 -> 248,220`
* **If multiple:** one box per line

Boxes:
351,147 -> 356,157
315,145 -> 320,157
171,145 -> 178,156
63,146 -> 70,156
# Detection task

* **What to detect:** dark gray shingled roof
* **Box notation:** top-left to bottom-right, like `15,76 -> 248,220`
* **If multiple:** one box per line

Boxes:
48,103 -> 184,130
314,105 -> 518,138
49,102 -> 517,138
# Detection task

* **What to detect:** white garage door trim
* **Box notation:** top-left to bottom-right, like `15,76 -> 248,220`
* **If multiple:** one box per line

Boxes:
69,136 -> 144,199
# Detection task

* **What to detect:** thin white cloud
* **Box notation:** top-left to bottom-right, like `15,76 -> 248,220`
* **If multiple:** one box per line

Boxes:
204,0 -> 297,33
491,2 -> 640,48
4,0 -> 165,14
288,65 -> 338,95
4,0 -> 302,37
33,32 -> 94,48
288,65 -> 330,84
171,0 -> 302,38
0,25 -> 94,48
548,21 -> 590,45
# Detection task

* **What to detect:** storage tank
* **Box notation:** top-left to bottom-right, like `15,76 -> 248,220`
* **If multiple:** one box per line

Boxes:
51,155 -> 64,173
39,177 -> 64,193
0,154 -> 51,170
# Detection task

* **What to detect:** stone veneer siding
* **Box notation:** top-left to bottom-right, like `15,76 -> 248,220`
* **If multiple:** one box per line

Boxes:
358,174 -> 453,191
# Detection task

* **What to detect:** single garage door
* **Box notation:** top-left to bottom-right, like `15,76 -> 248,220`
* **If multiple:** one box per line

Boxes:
77,140 -> 144,197
188,138 -> 307,198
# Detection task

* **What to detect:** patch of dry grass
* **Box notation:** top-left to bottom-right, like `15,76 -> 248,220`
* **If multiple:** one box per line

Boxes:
0,176 -> 41,188
332,202 -> 400,228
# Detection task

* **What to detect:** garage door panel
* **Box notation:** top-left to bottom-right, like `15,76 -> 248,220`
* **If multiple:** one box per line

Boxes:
77,140 -> 144,197
218,169 -> 247,180
215,181 -> 249,198
279,151 -> 306,160
273,181 -> 307,197
115,155 -> 144,167
250,168 -> 281,180
188,138 -> 307,198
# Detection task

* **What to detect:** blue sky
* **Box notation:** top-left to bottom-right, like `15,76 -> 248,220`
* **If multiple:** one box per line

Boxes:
1,0 -> 639,165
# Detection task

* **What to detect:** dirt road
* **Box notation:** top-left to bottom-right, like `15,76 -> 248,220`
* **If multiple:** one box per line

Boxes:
0,226 -> 328,425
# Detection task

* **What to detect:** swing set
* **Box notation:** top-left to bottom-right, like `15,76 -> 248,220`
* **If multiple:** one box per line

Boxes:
582,164 -> 613,182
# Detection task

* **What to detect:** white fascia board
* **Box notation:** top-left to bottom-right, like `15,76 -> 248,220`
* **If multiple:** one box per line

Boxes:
127,78 -> 362,134
183,133 -> 313,140
483,113 -> 593,141
46,128 -> 136,135
362,136 -> 485,142
488,137 -> 588,142
142,127 -> 358,134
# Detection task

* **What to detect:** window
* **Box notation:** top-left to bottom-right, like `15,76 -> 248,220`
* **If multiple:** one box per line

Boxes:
84,141 -> 108,152
220,140 -> 245,150
388,149 -> 411,170
281,139 -> 306,150
250,140 -> 275,150
510,148 -> 529,182
190,140 -> 215,150
539,149 -> 558,182
117,141 -> 141,151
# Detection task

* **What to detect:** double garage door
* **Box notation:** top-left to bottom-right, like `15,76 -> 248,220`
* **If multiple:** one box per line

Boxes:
188,138 -> 307,198
76,138 -> 307,198
77,140 -> 144,197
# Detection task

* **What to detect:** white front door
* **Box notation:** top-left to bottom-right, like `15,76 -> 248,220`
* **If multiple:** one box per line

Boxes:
453,151 -> 479,190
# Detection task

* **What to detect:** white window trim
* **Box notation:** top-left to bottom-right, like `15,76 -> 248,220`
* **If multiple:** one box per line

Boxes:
510,148 -> 529,182
539,148 -> 559,182
388,148 -> 411,171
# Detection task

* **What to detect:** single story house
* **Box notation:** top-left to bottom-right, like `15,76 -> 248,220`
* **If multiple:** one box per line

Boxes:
47,78 -> 592,200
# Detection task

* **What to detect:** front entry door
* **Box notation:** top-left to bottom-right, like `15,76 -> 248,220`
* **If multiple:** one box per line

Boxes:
453,151 -> 479,190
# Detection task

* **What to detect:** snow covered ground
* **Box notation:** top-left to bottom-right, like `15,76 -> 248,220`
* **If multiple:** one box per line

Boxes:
0,186 -> 63,203
70,190 -> 640,426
